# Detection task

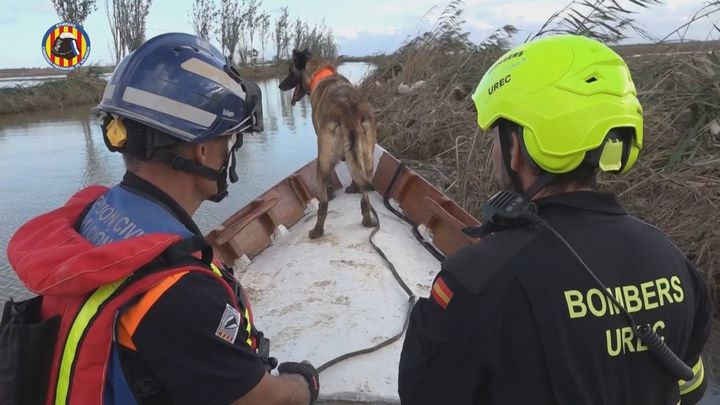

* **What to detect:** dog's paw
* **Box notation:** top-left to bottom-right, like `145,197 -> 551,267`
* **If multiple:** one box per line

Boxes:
362,216 -> 377,228
309,228 -> 324,239
345,183 -> 361,194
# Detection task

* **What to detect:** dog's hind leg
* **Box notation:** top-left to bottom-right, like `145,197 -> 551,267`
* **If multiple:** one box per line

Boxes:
340,116 -> 377,227
309,160 -> 331,239
310,128 -> 342,239
344,143 -> 376,228
362,120 -> 377,191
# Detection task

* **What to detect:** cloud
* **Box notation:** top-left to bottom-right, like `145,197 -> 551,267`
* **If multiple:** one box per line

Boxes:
335,26 -> 400,40
336,30 -> 409,56
465,15 -> 493,31
665,0 -> 700,11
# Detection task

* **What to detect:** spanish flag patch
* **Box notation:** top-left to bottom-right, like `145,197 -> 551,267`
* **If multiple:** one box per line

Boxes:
431,276 -> 454,309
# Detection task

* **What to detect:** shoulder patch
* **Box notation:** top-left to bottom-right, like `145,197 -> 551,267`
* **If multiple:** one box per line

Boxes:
431,276 -> 455,309
215,303 -> 241,344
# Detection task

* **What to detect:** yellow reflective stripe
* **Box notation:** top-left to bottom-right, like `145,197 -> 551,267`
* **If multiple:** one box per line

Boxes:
55,278 -> 127,405
209,263 -> 253,347
210,263 -> 223,277
244,308 -> 253,346
679,358 -> 705,396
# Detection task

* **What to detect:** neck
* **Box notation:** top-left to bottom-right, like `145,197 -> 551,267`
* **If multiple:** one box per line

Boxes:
309,67 -> 335,92
129,166 -> 204,216
531,185 -> 594,200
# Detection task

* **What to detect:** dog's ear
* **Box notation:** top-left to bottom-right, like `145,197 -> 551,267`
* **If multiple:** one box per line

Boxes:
293,49 -> 309,70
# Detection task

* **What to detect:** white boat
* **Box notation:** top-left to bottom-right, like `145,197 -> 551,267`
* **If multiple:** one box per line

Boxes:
207,146 -> 480,403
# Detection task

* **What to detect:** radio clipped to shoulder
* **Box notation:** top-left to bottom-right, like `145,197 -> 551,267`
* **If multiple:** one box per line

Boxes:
463,189 -> 694,381
462,190 -> 541,238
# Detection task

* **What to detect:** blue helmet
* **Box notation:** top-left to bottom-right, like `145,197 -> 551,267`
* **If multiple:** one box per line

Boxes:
96,32 -> 263,143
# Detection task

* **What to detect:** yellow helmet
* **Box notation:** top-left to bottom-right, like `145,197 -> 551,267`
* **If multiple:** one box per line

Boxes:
472,34 -> 642,174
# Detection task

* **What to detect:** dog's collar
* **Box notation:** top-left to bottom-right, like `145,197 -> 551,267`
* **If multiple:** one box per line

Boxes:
309,67 -> 335,93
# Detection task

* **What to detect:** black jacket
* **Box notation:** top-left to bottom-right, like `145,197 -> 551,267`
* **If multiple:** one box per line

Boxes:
399,191 -> 711,405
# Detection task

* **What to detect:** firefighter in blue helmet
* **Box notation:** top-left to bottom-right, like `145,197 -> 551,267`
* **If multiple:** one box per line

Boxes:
5,33 -> 319,405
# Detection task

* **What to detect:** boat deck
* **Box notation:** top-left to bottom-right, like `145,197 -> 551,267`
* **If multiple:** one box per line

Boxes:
239,176 -> 439,403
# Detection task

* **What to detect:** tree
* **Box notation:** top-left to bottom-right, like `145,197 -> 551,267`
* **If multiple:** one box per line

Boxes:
106,0 -> 127,64
291,19 -> 338,59
106,0 -> 152,64
258,12 -> 271,62
274,7 -> 291,61
191,0 -> 217,40
243,0 -> 260,64
292,18 -> 307,52
218,0 -> 242,63
125,0 -> 153,52
52,0 -> 97,25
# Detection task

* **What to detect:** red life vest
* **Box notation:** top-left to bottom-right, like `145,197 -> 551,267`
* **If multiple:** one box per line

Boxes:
7,186 -> 254,405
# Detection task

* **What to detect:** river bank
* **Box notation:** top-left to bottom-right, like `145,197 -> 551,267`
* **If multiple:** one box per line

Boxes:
0,65 -> 115,79
0,62 -> 311,115
0,70 -> 107,115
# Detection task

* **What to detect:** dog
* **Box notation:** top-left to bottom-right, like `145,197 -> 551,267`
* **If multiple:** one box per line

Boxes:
279,49 -> 377,239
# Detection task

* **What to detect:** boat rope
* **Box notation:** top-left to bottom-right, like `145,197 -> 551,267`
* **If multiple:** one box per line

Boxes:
382,162 -> 445,261
316,204 -> 417,373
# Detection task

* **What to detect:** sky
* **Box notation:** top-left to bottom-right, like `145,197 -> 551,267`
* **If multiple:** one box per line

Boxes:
0,0 -> 717,69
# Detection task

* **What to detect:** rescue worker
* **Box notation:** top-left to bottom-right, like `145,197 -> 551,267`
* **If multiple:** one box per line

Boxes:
398,34 -> 711,404
5,33 -> 319,404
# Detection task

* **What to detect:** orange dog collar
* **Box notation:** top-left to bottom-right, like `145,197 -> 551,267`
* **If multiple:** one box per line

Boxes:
309,67 -> 335,92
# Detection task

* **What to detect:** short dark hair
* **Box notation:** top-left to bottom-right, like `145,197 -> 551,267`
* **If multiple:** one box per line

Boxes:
498,118 -> 598,191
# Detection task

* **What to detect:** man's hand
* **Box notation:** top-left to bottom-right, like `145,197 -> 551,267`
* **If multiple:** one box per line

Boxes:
278,361 -> 320,404
231,370 -> 312,405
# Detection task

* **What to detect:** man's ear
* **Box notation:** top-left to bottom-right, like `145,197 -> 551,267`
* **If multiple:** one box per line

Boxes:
193,142 -> 209,165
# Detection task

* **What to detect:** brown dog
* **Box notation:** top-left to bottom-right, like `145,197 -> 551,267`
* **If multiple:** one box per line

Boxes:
279,49 -> 377,239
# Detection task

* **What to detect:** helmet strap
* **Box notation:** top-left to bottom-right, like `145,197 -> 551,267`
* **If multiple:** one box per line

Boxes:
524,172 -> 556,199
152,144 -> 240,203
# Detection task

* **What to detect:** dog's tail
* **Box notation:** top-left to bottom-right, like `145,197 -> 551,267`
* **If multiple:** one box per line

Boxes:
339,113 -> 372,190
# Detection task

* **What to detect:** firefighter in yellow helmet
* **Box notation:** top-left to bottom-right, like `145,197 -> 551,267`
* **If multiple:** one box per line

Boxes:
398,34 -> 711,404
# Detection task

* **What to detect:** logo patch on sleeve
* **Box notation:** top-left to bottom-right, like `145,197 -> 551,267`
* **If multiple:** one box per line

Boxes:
215,304 -> 241,344
431,276 -> 454,309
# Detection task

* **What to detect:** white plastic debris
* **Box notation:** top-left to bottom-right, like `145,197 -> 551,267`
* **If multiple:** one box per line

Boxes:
709,119 -> 720,136
411,80 -> 425,90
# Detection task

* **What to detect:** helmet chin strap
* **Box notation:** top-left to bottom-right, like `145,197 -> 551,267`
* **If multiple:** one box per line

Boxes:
497,121 -> 555,199
152,138 -> 241,203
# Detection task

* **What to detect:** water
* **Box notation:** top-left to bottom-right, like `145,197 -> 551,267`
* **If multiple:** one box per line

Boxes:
0,72 -> 113,88
0,62 -> 374,302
